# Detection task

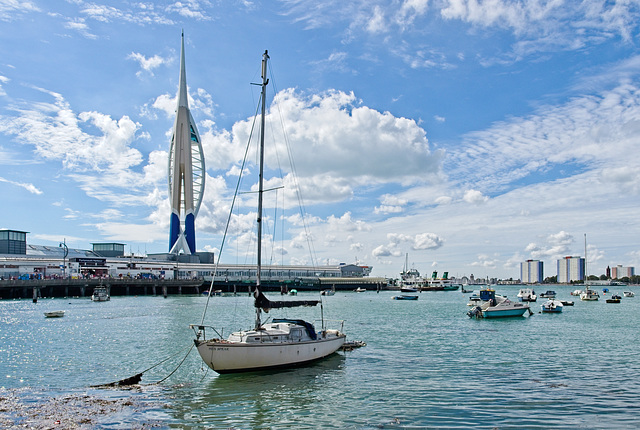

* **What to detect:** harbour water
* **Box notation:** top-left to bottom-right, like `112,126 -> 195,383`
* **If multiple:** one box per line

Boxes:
2,285 -> 640,429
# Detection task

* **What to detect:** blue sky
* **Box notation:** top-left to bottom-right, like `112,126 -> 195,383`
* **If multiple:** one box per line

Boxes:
1,0 -> 640,280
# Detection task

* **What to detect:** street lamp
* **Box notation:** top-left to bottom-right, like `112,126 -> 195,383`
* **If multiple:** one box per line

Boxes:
59,239 -> 68,279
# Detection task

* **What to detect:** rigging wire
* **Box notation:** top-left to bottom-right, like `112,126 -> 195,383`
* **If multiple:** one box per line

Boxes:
267,59 -> 320,270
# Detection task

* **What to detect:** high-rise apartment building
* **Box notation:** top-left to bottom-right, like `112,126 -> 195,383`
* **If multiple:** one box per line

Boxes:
611,265 -> 635,279
521,260 -> 543,284
557,256 -> 585,283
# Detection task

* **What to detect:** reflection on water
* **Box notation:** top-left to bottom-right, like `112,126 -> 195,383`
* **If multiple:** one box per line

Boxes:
171,354 -> 346,429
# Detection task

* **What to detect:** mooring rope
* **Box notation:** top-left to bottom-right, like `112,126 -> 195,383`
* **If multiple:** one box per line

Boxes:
91,343 -> 195,388
150,343 -> 195,385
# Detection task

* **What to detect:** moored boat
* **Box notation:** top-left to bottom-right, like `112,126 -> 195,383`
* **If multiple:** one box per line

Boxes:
91,286 -> 110,302
44,310 -> 65,318
392,295 -> 419,300
539,290 -> 556,298
623,291 -> 634,297
606,294 -> 621,303
580,288 -> 599,301
541,299 -> 563,313
517,288 -> 537,302
468,289 -> 531,318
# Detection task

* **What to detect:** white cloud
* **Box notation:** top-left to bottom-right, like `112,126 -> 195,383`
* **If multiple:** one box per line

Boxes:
0,75 -> 9,96
0,88 -> 142,173
435,196 -> 452,205
374,193 -> 407,214
386,231 -> 443,251
0,176 -> 42,194
366,5 -> 388,33
64,18 -> 97,39
463,189 -> 488,204
448,82 -> 640,197
165,1 -> 211,20
0,0 -> 40,21
525,231 -> 575,261
128,52 -> 168,77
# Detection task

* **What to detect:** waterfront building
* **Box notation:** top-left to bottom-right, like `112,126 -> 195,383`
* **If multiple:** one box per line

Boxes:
0,231 -> 374,287
520,259 -> 543,284
557,256 -> 584,283
611,264 -> 635,279
168,32 -> 205,255
0,229 -> 27,255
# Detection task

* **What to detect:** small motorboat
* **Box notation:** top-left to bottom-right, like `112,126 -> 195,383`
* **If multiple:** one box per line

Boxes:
541,299 -> 563,313
321,289 -> 335,296
539,290 -> 556,298
354,287 -> 366,293
91,286 -> 110,302
517,288 -> 537,302
44,311 -> 65,318
400,286 -> 418,293
580,289 -> 599,301
560,300 -> 574,306
570,289 -> 583,296
392,295 -> 419,300
623,291 -> 634,297
606,294 -> 621,303
467,294 -> 482,306
288,289 -> 298,296
468,290 -> 531,318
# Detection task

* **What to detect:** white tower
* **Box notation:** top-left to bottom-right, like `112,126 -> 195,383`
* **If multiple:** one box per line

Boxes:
168,32 -> 205,255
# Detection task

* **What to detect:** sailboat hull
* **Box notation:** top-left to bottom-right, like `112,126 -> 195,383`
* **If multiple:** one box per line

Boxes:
196,335 -> 346,374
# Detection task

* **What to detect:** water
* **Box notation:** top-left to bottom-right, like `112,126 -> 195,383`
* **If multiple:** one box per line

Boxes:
2,285 -> 640,429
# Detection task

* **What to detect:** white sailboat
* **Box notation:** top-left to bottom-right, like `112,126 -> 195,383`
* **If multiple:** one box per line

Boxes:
191,51 -> 346,374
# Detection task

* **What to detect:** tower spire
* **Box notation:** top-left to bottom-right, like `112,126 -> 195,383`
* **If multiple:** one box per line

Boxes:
177,30 -> 189,109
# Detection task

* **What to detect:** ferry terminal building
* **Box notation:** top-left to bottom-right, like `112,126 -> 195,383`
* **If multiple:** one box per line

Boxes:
0,229 -> 380,293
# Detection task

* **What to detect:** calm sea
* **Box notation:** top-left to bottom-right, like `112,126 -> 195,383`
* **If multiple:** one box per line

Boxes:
2,285 -> 639,429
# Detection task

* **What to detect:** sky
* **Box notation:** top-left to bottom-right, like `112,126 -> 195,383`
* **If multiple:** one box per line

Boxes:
1,0 -> 640,280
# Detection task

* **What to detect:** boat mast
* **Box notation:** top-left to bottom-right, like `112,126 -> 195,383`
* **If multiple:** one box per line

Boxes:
584,233 -> 587,284
255,50 -> 269,330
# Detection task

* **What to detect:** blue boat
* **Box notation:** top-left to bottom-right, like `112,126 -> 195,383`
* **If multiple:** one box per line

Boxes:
393,295 -> 419,300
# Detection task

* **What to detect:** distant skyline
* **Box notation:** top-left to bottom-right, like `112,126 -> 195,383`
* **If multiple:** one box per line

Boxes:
1,1 -> 640,279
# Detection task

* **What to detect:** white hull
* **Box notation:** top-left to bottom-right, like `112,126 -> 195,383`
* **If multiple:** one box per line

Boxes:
196,334 -> 345,373
44,311 -> 65,318
580,290 -> 599,301
91,287 -> 110,301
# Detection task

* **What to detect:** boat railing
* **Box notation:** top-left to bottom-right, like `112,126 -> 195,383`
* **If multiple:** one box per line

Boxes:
189,324 -> 224,341
316,319 -> 345,333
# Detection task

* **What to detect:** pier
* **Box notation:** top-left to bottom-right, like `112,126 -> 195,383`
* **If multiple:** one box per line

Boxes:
0,278 -> 204,300
0,276 -> 389,299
